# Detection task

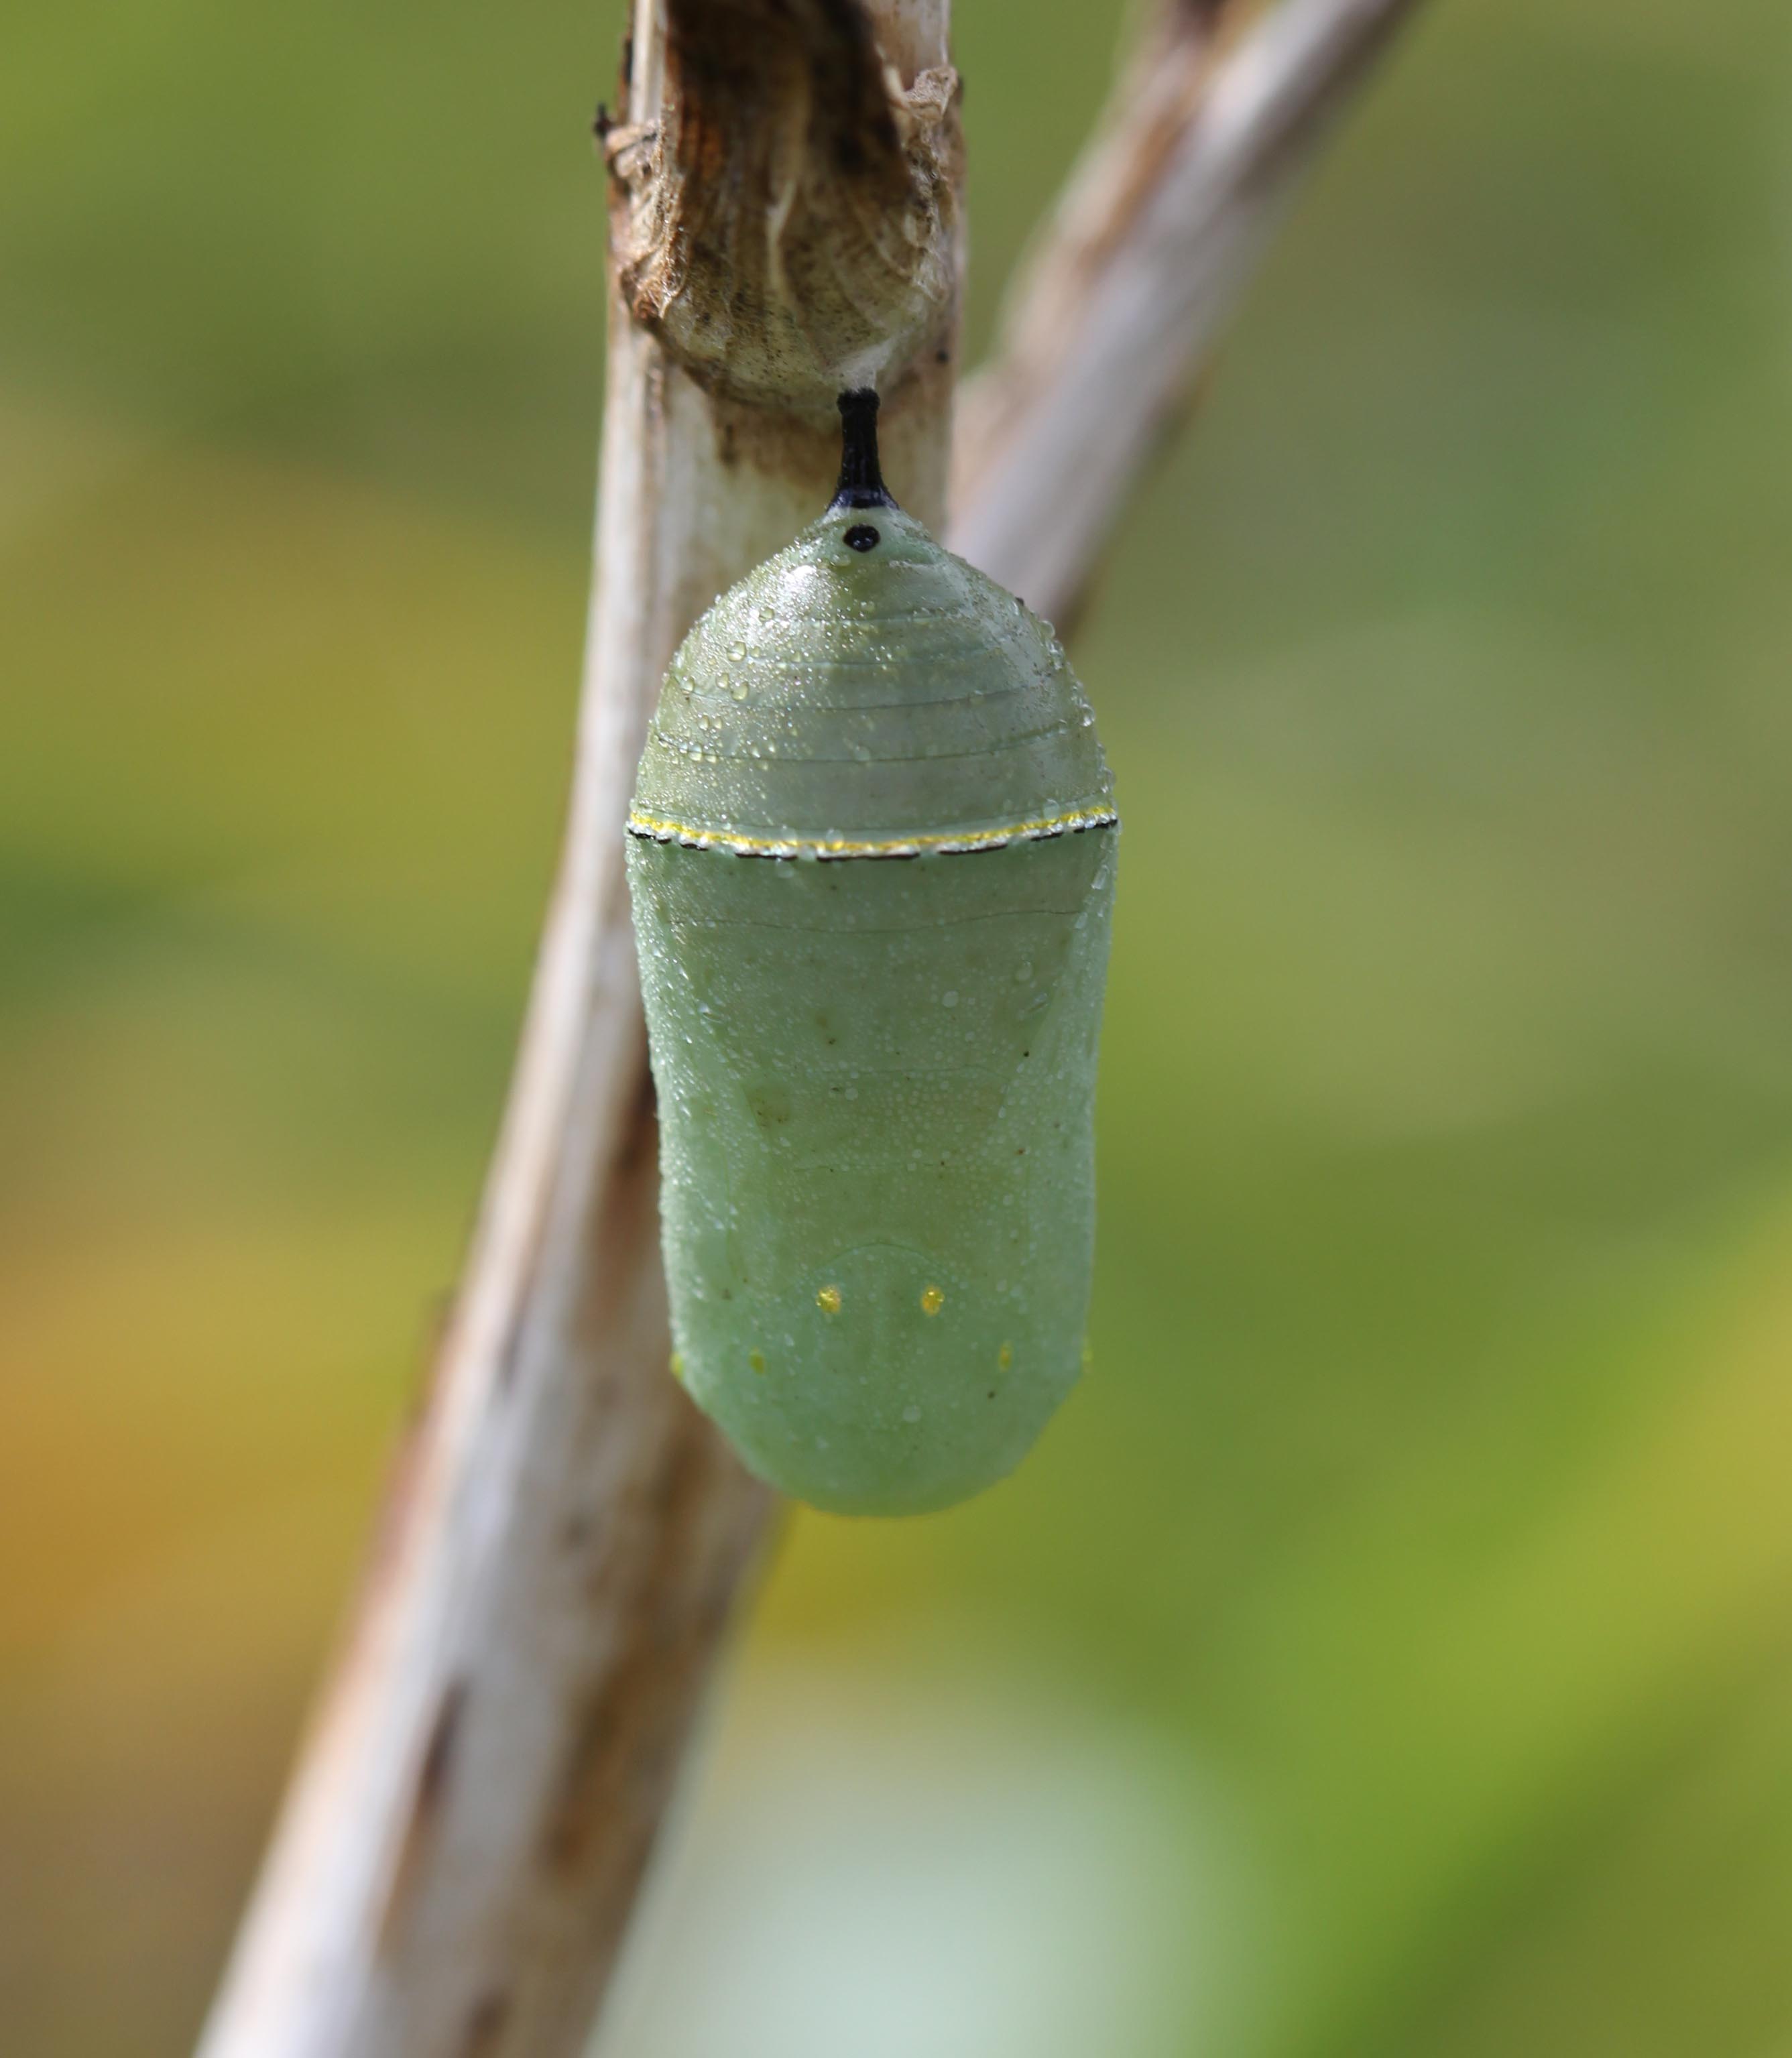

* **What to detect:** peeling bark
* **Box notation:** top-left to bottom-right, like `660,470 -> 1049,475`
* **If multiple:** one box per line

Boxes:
608,0 -> 959,423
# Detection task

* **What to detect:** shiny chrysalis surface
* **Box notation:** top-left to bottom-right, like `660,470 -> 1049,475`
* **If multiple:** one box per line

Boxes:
625,393 -> 1117,1515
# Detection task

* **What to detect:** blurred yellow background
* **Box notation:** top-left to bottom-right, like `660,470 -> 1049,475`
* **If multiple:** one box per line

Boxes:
7,1 -> 1792,2053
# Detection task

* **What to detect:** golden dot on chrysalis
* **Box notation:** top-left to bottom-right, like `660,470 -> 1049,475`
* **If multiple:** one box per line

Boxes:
749,1349 -> 766,1375
998,1341 -> 1012,1371
920,1285 -> 945,1316
669,1351 -> 685,1382
817,1284 -> 842,1315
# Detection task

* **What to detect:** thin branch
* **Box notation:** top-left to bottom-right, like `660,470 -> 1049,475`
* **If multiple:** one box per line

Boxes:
949,0 -> 1427,623
196,1 -> 1424,2054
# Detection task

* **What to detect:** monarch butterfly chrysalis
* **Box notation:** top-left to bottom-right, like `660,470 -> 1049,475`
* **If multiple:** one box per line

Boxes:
625,390 -> 1117,1515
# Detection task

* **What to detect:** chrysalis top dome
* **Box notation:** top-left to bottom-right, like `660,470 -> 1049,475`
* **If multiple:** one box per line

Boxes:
629,503 -> 1115,858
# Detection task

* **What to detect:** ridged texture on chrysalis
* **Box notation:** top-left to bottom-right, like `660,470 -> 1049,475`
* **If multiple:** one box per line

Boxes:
626,477 -> 1116,1516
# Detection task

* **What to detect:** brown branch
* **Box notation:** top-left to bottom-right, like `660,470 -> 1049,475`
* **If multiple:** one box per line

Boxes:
196,1 -> 1425,2053
197,6 -> 953,2057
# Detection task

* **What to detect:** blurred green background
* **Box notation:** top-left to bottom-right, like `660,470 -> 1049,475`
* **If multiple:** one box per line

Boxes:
7,0 -> 1792,2052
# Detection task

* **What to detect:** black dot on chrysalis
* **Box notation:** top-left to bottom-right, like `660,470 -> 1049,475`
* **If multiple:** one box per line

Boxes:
844,524 -> 880,552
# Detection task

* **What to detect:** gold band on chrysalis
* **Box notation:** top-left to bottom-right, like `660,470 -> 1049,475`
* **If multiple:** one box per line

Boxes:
623,805 -> 1120,860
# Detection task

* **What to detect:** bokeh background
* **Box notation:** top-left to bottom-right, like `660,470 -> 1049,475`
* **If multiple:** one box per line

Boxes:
7,0 -> 1792,2051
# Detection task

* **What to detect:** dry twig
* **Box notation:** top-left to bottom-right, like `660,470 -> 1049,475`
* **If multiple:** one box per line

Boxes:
950,0 -> 1426,623
197,3 -> 1423,2054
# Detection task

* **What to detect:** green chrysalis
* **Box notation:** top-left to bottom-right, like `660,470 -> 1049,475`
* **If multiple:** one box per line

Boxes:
625,391 -> 1117,1515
